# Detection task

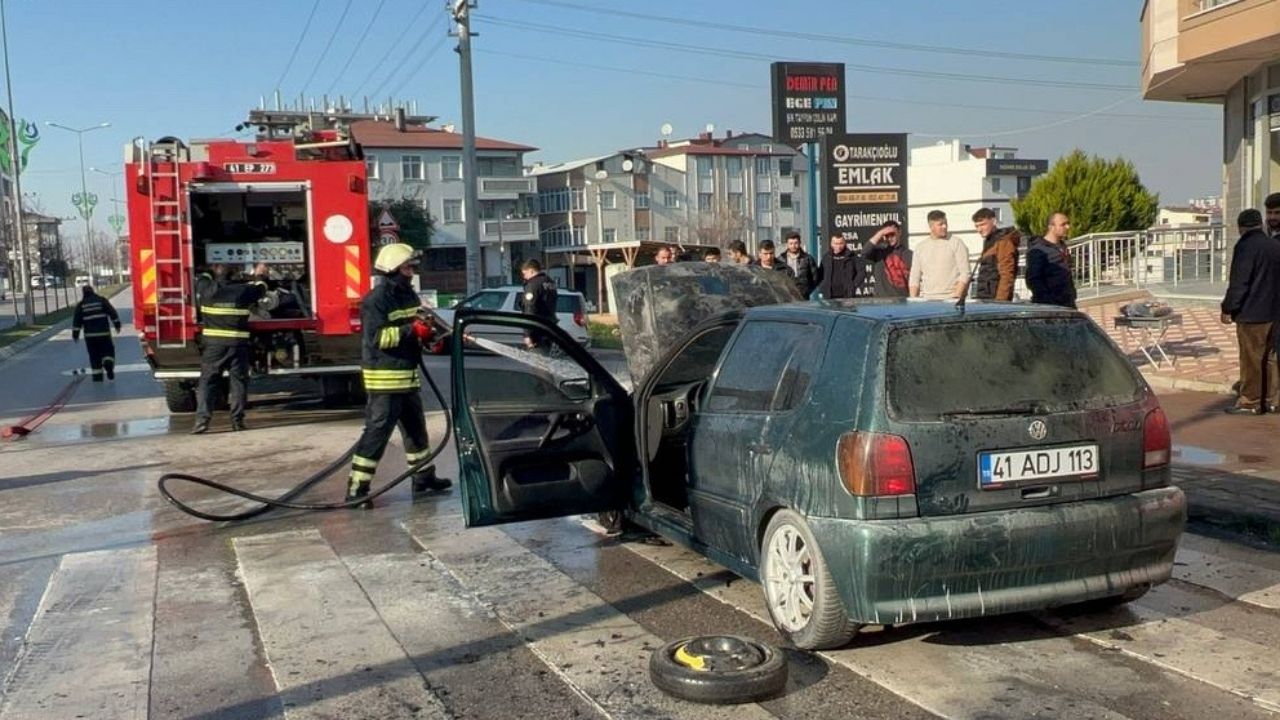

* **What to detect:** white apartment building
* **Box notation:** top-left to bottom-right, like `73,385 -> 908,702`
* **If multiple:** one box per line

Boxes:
907,140 -> 1048,254
352,119 -> 538,291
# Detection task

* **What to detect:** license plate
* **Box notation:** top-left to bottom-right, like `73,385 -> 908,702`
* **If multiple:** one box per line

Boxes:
978,444 -> 1099,487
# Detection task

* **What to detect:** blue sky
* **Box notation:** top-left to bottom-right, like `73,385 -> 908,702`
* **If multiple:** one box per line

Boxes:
9,0 -> 1219,241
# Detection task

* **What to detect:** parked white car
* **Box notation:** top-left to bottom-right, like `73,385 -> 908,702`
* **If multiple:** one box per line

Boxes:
424,286 -> 591,352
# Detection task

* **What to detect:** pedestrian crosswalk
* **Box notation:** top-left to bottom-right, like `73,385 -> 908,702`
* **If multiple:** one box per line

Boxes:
2,504 -> 1280,720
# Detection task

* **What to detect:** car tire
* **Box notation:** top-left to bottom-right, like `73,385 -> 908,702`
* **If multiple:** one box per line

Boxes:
163,380 -> 198,414
760,509 -> 860,650
649,635 -> 787,705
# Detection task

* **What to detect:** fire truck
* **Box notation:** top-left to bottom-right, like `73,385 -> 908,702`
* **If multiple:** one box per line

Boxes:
125,122 -> 372,413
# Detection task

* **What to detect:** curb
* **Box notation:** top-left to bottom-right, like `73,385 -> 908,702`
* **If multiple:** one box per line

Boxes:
1177,471 -> 1280,547
1140,371 -> 1234,396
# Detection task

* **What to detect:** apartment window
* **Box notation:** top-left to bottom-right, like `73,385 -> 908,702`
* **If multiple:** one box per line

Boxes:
726,156 -> 743,177
365,157 -> 379,180
603,228 -> 617,243
401,155 -> 424,181
755,157 -> 772,175
663,190 -> 680,208
664,226 -> 679,243
758,226 -> 773,242
539,188 -> 570,214
572,225 -> 585,244
779,193 -> 793,210
571,187 -> 585,211
778,158 -> 793,177
755,192 -> 771,210
991,177 -> 1002,193
1017,176 -> 1032,196
636,228 -> 650,241
697,156 -> 714,177
443,198 -> 464,223
635,192 -> 650,209
728,192 -> 744,213
600,190 -> 616,209
442,155 -> 462,180
698,193 -> 713,211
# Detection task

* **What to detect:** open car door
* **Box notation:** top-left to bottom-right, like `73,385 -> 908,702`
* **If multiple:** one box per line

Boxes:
451,309 -> 634,527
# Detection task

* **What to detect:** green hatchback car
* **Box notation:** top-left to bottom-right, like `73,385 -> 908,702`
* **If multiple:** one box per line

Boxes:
451,263 -> 1186,650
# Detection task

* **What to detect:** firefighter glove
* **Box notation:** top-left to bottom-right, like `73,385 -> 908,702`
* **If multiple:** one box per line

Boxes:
71,330 -> 80,343
411,318 -> 434,343
113,321 -> 122,334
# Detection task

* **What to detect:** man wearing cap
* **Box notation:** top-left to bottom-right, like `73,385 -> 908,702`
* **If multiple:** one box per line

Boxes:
1220,209 -> 1280,415
346,242 -> 451,507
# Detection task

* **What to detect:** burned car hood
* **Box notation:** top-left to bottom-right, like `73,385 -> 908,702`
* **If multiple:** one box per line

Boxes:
612,262 -> 801,383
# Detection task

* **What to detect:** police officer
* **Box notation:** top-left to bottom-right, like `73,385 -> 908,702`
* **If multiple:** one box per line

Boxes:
191,267 -> 269,434
71,285 -> 122,382
519,259 -> 557,352
345,243 -> 451,508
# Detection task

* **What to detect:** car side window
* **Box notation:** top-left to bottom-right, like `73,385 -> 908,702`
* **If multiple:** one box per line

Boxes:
465,291 -> 508,311
706,321 -> 823,414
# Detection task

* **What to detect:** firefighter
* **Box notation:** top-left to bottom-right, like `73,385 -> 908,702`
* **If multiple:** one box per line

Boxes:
519,258 -> 558,352
193,262 -> 226,321
191,267 -> 270,434
71,285 -> 122,382
345,243 -> 451,508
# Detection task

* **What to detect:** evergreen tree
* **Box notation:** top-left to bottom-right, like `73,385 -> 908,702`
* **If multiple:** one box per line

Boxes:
1012,150 -> 1159,237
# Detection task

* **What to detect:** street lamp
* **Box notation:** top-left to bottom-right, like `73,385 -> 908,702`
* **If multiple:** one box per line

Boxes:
90,165 -> 125,284
46,121 -> 110,284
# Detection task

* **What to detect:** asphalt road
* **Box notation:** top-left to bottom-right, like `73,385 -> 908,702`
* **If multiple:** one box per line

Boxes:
1,292 -> 1279,719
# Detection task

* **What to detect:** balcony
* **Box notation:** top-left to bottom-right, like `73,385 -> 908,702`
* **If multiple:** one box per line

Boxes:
481,218 -> 537,242
478,176 -> 535,200
1142,0 -> 1280,101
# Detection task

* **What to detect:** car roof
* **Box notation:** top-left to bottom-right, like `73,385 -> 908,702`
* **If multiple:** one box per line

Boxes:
746,298 -> 1081,324
476,286 -> 583,296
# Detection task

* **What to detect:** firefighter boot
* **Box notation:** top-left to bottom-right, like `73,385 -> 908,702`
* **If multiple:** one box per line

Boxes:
411,466 -> 453,494
345,477 -> 373,509
103,358 -> 115,380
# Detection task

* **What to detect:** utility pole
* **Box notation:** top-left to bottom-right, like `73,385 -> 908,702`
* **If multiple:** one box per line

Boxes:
0,0 -> 32,324
452,0 -> 481,294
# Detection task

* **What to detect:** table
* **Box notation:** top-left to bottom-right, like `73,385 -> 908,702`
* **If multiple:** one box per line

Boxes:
1113,314 -> 1183,369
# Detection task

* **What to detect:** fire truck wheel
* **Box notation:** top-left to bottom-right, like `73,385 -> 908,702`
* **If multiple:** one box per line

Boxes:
163,381 -> 198,414
320,374 -> 366,407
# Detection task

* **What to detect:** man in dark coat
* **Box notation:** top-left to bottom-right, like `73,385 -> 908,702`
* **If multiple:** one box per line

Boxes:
71,286 -> 122,381
1026,212 -> 1077,309
520,258 -> 558,352
861,221 -> 912,297
780,231 -> 817,298
1221,209 -> 1280,414
814,232 -> 861,299
972,207 -> 1021,301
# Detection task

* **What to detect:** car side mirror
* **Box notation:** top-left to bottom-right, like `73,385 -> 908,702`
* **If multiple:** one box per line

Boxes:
449,299 -> 461,308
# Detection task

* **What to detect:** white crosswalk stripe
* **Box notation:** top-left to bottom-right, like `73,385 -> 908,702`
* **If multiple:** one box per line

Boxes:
0,546 -> 156,720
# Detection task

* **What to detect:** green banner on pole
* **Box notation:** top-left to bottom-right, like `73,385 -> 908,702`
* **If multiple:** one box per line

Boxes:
0,109 -> 39,175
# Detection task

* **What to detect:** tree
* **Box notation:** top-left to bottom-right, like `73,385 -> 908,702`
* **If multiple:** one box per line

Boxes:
368,199 -> 435,252
685,205 -> 750,248
1012,150 -> 1159,238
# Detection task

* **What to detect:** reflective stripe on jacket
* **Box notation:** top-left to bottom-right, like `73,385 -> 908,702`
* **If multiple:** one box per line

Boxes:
72,294 -> 120,338
200,281 -> 266,345
360,277 -> 422,393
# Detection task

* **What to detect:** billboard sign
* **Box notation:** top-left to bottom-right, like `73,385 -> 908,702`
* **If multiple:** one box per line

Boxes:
770,62 -> 846,147
822,132 -> 909,255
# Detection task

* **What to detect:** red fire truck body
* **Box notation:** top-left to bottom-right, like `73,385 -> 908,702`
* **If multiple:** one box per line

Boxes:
125,131 -> 372,412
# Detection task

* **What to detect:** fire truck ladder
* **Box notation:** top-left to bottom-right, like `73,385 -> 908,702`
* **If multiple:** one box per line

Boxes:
146,139 -> 190,349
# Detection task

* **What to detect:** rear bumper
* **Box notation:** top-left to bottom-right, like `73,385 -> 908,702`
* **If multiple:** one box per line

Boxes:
809,486 -> 1186,626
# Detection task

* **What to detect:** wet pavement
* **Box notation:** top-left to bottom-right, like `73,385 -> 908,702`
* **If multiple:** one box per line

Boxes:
2,292 -> 1280,718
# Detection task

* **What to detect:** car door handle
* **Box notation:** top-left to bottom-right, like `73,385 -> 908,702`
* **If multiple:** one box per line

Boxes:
748,443 -> 773,455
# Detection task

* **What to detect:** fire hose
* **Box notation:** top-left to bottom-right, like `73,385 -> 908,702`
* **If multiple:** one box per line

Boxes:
157,309 -> 454,521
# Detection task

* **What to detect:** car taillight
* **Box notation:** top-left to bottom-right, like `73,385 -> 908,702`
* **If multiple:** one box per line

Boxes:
836,431 -> 916,496
1143,407 -> 1170,469
573,311 -> 586,327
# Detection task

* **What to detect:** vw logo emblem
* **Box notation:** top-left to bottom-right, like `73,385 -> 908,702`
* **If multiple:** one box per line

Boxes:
1028,420 -> 1048,440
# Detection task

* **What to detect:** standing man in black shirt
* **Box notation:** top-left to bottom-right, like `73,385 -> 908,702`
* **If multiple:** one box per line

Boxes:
861,221 -> 912,298
520,259 -> 558,352
815,232 -> 861,299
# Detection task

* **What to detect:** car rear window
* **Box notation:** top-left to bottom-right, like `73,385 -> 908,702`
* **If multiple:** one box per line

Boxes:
886,317 -> 1143,421
555,294 -> 583,314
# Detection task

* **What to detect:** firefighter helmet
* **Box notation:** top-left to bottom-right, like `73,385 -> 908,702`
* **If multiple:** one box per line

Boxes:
373,243 -> 420,273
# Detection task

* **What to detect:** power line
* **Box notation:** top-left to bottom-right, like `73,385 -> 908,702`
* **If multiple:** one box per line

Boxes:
325,0 -> 388,97
477,15 -> 1136,92
298,0 -> 354,97
386,37 -> 448,100
367,12 -> 448,101
273,0 -> 321,93
351,1 -> 434,99
474,49 -> 1213,126
508,0 -> 1137,68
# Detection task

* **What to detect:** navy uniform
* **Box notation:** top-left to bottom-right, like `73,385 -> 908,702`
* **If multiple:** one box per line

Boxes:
192,275 -> 267,434
346,243 -> 451,508
71,286 -> 122,381
520,268 -> 558,351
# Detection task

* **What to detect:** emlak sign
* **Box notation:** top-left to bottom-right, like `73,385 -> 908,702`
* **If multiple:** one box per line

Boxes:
821,133 -> 908,251
771,62 -> 846,146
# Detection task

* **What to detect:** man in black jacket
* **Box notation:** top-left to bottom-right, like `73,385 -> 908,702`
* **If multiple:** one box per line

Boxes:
71,286 -> 122,382
814,232 -> 861,299
780,231 -> 817,298
520,258 -> 558,352
861,221 -> 912,297
192,268 -> 269,434
1026,212 -> 1077,308
1221,209 -> 1280,415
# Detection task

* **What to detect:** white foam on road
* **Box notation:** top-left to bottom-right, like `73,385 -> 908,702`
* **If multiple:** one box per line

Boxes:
233,529 -> 450,720
0,545 -> 156,720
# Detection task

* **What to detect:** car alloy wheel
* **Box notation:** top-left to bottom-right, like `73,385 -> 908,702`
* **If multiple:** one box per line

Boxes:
761,509 -> 860,650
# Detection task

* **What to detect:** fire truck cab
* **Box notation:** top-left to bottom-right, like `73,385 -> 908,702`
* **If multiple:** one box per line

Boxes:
125,125 -> 372,413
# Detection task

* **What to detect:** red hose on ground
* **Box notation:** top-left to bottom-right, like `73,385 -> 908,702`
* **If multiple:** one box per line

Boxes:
1,375 -> 84,440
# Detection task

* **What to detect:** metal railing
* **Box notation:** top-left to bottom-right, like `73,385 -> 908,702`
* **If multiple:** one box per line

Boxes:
1065,224 -> 1227,296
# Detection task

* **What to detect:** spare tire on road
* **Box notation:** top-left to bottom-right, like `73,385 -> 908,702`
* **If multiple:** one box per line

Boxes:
649,635 -> 787,705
